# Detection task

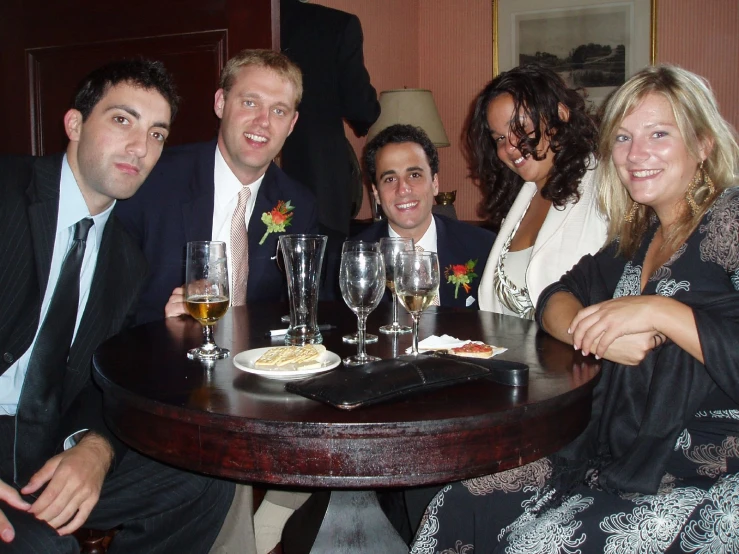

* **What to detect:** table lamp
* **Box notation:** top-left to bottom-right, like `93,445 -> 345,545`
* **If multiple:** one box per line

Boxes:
366,89 -> 450,147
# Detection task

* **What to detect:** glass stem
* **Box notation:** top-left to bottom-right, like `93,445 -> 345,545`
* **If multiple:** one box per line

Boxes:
391,291 -> 400,326
411,314 -> 420,355
357,314 -> 367,360
202,324 -> 216,352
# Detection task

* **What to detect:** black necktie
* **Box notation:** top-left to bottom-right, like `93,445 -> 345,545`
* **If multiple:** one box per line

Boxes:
15,218 -> 94,484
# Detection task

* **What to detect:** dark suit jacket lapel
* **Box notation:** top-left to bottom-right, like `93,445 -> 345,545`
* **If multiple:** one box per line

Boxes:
26,156 -> 63,295
249,162 -> 282,240
181,140 -> 217,242
66,218 -> 133,405
434,215 -> 455,307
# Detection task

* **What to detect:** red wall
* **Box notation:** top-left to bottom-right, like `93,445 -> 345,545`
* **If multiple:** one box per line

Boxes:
317,0 -> 739,221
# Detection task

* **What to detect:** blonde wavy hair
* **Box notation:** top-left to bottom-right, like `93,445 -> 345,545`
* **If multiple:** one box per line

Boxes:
219,49 -> 303,107
597,64 -> 739,258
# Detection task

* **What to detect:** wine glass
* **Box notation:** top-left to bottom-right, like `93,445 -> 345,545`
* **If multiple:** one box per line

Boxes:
341,240 -> 380,345
185,241 -> 230,360
394,251 -> 440,355
339,250 -> 385,366
378,237 -> 414,334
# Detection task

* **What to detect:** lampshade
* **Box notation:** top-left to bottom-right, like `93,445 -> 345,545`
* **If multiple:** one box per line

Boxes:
366,89 -> 450,147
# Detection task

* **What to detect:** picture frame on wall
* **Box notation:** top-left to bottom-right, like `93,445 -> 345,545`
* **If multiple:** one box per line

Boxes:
493,0 -> 656,109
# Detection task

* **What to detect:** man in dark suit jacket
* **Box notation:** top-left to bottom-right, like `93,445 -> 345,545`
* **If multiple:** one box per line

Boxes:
280,0 -> 380,238
284,125 -> 496,548
0,60 -> 232,553
115,50 -> 319,554
355,124 -> 495,309
115,50 -> 319,325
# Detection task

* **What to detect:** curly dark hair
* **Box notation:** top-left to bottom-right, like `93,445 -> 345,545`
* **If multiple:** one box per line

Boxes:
467,64 -> 597,232
363,124 -> 439,185
73,58 -> 180,122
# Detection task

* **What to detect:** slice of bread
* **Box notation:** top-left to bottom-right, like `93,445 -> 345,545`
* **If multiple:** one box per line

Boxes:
255,345 -> 327,368
450,342 -> 494,359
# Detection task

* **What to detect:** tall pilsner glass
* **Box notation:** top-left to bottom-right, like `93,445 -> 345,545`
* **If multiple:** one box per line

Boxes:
394,251 -> 440,355
339,250 -> 385,366
185,241 -> 230,360
378,237 -> 414,334
279,234 -> 327,346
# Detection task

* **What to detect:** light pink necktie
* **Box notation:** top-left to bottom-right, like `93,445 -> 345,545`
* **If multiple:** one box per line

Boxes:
230,186 -> 251,306
414,244 -> 440,306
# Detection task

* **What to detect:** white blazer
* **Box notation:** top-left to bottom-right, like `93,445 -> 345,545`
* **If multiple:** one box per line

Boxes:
478,166 -> 608,313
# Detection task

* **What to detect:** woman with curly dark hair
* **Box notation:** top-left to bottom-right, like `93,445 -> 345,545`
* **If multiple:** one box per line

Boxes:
474,64 -> 608,318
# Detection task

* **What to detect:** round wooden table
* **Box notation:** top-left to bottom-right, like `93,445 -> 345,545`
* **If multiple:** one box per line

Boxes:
93,302 -> 599,553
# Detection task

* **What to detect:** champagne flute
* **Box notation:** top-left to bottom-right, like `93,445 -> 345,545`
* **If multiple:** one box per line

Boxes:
341,240 -> 379,345
185,241 -> 230,360
339,250 -> 385,366
394,251 -> 440,355
378,237 -> 414,334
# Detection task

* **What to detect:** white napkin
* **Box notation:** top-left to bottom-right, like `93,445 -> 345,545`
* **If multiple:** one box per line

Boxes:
406,334 -> 507,356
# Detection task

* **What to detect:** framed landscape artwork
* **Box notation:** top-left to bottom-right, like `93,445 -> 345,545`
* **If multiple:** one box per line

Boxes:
494,0 -> 656,109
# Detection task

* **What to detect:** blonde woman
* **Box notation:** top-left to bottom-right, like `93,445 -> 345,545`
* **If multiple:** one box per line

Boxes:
412,65 -> 739,554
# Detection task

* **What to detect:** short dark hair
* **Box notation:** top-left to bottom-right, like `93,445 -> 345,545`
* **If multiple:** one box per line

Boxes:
363,124 -> 439,185
73,59 -> 180,122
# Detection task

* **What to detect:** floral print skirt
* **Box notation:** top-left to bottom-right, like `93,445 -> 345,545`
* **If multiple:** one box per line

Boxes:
411,439 -> 739,554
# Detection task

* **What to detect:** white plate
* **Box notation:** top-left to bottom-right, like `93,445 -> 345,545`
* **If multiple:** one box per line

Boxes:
232,347 -> 341,381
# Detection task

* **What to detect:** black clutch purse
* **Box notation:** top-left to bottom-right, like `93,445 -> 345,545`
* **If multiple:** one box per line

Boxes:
285,353 -> 528,410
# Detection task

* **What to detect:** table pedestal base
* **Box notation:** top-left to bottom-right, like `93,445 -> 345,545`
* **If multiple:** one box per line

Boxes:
284,491 -> 408,554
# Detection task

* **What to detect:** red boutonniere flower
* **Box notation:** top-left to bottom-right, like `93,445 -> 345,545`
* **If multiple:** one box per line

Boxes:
444,259 -> 478,299
259,200 -> 294,245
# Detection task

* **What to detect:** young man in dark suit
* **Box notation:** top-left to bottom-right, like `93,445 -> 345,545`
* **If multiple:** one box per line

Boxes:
114,49 -> 319,326
355,124 -> 496,309
0,60 -> 233,553
115,49 -> 320,554
285,126 -> 497,548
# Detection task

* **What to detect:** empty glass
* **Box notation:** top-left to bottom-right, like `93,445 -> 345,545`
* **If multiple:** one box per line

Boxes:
185,241 -> 230,360
279,234 -> 327,345
341,240 -> 379,345
378,237 -> 414,334
394,251 -> 440,355
339,250 -> 385,366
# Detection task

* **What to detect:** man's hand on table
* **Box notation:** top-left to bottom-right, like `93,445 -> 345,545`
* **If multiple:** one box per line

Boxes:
0,479 -> 31,543
165,285 -> 188,318
21,432 -> 113,536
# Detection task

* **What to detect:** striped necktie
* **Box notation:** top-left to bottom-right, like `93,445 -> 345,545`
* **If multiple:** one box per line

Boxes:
230,186 -> 251,306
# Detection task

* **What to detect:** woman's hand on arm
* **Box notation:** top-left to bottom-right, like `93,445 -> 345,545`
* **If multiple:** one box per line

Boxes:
570,295 -> 702,364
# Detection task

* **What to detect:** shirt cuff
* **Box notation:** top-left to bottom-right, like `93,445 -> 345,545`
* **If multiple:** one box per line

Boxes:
63,429 -> 89,450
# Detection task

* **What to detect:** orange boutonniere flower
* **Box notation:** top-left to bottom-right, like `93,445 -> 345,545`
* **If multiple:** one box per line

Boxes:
259,200 -> 294,245
444,259 -> 478,299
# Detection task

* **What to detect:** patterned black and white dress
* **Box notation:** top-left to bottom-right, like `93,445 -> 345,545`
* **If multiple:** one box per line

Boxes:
411,188 -> 739,554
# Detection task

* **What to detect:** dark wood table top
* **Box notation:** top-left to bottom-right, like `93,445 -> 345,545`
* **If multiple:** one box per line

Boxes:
93,302 -> 599,488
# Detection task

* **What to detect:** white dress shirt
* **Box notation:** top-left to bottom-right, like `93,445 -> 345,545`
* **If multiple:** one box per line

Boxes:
0,155 -> 113,415
211,145 -> 264,299
388,217 -> 438,252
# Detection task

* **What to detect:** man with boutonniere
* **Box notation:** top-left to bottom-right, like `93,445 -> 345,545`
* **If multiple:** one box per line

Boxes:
281,125 -> 498,547
115,49 -> 319,326
354,124 -> 496,309
114,49 -> 319,554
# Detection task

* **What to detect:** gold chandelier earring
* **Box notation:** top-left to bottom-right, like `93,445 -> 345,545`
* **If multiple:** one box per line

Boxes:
686,161 -> 716,215
624,200 -> 640,223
